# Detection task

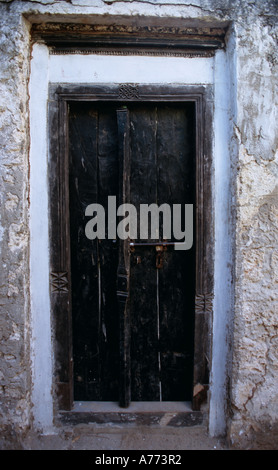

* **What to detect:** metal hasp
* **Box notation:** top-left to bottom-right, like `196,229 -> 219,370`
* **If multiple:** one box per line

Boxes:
130,241 -> 170,269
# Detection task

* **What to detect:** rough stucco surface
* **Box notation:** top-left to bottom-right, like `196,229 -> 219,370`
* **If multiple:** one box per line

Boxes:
0,6 -> 31,445
0,0 -> 277,450
230,14 -> 278,448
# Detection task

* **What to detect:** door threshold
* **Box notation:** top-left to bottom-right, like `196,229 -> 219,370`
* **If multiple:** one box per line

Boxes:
59,402 -> 204,427
73,401 -> 192,412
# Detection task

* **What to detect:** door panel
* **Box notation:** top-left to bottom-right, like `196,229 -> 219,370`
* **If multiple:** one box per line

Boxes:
129,105 -> 160,401
68,101 -> 195,404
69,103 -> 120,401
129,104 -> 195,402
156,105 -> 195,401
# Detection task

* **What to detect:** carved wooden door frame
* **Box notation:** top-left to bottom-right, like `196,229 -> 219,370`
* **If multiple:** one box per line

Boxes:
48,83 -> 214,412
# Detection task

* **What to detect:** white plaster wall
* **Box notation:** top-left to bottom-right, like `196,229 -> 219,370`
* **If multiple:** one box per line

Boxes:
29,44 -> 53,432
49,54 -> 214,84
210,35 -> 237,436
29,45 -> 233,436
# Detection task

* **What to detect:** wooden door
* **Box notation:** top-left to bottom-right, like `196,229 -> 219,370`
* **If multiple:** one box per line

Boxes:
68,101 -> 195,405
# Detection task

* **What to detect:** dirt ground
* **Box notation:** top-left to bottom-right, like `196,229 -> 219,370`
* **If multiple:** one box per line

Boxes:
1,424 -> 228,451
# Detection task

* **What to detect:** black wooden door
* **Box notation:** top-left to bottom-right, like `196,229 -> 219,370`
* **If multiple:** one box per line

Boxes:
68,101 -> 195,404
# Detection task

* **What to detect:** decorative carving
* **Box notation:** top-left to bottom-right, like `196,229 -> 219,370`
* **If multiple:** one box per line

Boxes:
50,272 -> 68,293
32,23 -> 226,42
118,83 -> 140,100
195,293 -> 213,314
50,48 -> 214,58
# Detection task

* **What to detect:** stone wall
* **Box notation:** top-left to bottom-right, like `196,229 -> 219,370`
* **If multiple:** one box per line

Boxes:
0,0 -> 277,449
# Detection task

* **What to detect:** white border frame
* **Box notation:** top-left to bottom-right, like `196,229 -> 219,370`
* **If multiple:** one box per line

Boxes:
29,42 -> 236,436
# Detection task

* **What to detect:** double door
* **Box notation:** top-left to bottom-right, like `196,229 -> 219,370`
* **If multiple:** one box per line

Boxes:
68,101 -> 195,406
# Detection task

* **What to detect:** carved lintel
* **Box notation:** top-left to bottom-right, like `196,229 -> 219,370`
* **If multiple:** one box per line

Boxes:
32,23 -> 225,56
32,22 -> 226,42
195,293 -> 213,314
50,272 -> 68,293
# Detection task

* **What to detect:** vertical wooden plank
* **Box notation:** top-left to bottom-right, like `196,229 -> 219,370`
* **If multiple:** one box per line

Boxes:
193,91 -> 214,410
129,105 -> 160,401
156,104 -> 195,401
68,103 -> 100,401
97,105 -> 119,400
116,108 -> 131,407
